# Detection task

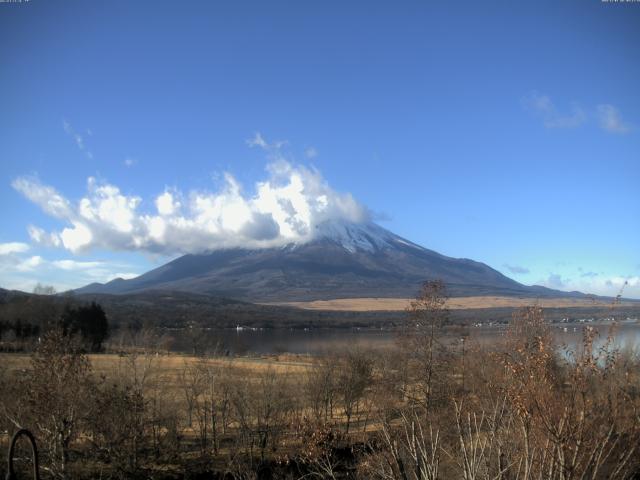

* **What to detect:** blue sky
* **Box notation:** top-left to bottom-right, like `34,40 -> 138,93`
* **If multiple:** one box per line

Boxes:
1,0 -> 639,297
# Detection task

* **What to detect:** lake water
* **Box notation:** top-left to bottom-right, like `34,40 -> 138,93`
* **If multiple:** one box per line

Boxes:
163,321 -> 640,355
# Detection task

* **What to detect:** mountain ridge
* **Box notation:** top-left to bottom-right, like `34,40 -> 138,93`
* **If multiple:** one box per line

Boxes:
74,219 -> 588,301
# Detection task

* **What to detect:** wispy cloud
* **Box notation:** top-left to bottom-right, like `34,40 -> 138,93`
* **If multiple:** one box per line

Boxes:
580,271 -> 599,278
27,225 -> 62,247
305,146 -> 318,159
52,259 -> 108,270
0,246 -> 43,275
523,92 -> 586,129
0,242 -> 30,255
596,104 -> 631,134
63,120 -> 94,159
124,157 -> 138,168
546,273 -> 567,289
15,255 -> 44,272
0,245 -> 140,292
246,132 -> 288,151
605,277 -> 639,297
13,135 -> 369,255
504,264 -> 530,275
246,132 -> 268,149
538,272 -> 640,299
12,177 -> 72,219
523,92 -> 632,134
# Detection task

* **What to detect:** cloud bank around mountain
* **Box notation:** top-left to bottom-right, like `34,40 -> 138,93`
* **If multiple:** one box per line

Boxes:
13,156 -> 369,256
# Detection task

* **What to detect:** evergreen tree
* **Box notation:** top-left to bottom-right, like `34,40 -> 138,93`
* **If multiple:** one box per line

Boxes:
60,301 -> 109,352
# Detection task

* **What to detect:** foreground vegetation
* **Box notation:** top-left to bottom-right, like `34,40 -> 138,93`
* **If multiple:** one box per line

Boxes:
1,282 -> 640,479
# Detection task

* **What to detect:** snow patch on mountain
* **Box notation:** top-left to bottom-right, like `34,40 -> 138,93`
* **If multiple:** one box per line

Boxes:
309,219 -> 424,253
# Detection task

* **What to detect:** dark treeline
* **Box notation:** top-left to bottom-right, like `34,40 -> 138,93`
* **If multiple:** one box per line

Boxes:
2,288 -> 638,335
69,292 -> 640,329
0,292 -> 109,352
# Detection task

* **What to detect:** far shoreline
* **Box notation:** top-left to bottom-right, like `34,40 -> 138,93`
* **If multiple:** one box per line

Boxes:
263,295 -> 640,312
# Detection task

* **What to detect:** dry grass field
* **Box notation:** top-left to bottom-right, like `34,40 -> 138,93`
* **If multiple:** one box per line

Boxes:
0,352 -> 313,381
0,350 -> 321,477
267,295 -> 631,311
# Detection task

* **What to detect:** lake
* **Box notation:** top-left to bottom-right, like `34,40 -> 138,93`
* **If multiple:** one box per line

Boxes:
161,321 -> 640,355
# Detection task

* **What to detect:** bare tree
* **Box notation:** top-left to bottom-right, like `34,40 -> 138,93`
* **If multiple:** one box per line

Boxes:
230,366 -> 293,464
86,381 -> 145,477
22,329 -> 93,478
306,353 -> 338,424
33,283 -> 57,295
402,280 -> 449,410
183,357 -> 225,454
336,349 -> 373,434
179,361 -> 201,429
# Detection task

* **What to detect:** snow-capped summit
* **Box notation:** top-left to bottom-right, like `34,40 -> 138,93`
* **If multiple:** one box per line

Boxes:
309,219 -> 399,253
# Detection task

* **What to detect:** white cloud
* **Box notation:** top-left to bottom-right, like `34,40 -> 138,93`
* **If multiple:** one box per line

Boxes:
0,245 -> 38,277
540,273 -> 640,299
0,242 -> 29,255
12,177 -> 73,219
124,157 -> 137,167
596,104 -> 631,134
106,272 -> 139,281
13,144 -> 370,255
60,222 -> 93,252
156,191 -> 180,216
607,276 -> 639,290
51,259 -> 106,270
15,255 -> 43,272
0,251 -> 142,293
82,177 -> 140,233
523,92 -> 586,129
0,243 -> 38,275
27,225 -> 62,247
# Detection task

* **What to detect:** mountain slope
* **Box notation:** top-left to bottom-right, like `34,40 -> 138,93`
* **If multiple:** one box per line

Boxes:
75,220 -> 579,301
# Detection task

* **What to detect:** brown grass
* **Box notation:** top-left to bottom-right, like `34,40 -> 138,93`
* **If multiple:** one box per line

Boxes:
265,295 -> 631,311
0,352 -> 313,391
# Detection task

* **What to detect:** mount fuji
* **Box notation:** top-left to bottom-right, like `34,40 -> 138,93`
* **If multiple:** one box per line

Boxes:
75,220 -> 577,302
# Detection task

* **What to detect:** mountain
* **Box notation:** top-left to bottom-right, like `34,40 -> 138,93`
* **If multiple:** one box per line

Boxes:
75,220 -> 583,301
